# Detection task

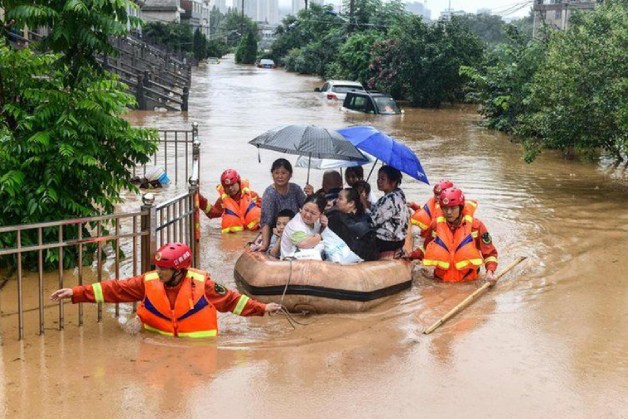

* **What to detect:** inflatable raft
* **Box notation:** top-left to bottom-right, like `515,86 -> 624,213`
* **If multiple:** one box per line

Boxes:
234,251 -> 413,313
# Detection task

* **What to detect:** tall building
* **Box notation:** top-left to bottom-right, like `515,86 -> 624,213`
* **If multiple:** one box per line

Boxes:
533,0 -> 598,36
209,0 -> 228,13
292,0 -> 305,15
405,1 -> 432,20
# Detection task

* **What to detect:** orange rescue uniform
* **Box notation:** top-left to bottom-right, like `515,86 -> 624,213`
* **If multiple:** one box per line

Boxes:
199,179 -> 261,234
422,208 -> 498,282
71,268 -> 266,337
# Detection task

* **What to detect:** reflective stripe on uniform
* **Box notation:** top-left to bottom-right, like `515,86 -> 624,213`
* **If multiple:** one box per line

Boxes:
187,270 -> 205,283
232,295 -> 250,315
471,231 -> 478,238
145,272 -> 159,281
423,259 -> 450,269
92,283 -> 104,303
455,258 -> 484,269
222,226 -> 244,234
203,204 -> 213,215
178,330 -> 217,338
484,256 -> 498,264
143,324 -> 174,336
246,220 -> 259,230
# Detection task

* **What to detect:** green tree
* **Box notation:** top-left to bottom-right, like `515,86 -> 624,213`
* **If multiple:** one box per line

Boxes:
460,26 -> 548,132
219,10 -> 257,48
325,31 -> 383,84
142,22 -> 194,54
518,0 -> 628,161
235,30 -> 257,64
370,15 -> 484,107
193,28 -> 208,61
452,13 -> 507,46
0,0 -> 158,265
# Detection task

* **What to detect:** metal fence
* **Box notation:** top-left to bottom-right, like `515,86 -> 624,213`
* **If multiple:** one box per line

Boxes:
0,127 -> 201,340
135,123 -> 198,184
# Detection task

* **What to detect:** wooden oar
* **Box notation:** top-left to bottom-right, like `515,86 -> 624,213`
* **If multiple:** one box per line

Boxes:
422,256 -> 527,335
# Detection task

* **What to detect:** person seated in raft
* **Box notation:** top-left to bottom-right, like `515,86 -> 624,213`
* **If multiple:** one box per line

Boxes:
199,169 -> 262,234
50,242 -> 282,338
419,187 -> 499,285
326,188 -> 379,261
368,165 -> 409,259
305,170 -> 343,210
280,195 -> 328,260
253,158 -> 307,252
268,209 -> 295,259
352,180 -> 374,211
344,166 -> 378,206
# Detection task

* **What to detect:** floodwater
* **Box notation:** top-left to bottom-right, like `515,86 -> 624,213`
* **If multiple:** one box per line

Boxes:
1,56 -> 627,418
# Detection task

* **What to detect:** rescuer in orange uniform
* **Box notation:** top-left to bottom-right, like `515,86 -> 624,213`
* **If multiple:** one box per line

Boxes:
421,188 -> 498,284
50,242 -> 281,337
199,169 -> 262,233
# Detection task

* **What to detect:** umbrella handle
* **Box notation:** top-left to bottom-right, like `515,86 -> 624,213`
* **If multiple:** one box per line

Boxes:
306,153 -> 311,185
366,159 -> 379,182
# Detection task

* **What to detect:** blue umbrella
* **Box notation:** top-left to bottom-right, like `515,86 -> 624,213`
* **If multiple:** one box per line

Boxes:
337,126 -> 429,184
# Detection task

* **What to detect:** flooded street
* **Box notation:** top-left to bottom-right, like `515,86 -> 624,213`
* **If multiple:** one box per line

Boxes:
1,56 -> 627,418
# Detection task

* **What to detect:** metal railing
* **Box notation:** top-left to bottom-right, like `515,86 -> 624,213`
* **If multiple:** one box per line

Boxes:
0,127 -> 201,340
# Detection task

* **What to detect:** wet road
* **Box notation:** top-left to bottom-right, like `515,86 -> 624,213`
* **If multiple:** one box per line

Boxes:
1,55 -> 627,418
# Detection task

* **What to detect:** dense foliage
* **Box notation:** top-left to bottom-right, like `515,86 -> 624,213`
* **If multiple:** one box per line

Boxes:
463,0 -> 627,162
235,30 -> 258,64
143,22 -> 228,60
0,0 -> 158,266
271,1 -> 485,108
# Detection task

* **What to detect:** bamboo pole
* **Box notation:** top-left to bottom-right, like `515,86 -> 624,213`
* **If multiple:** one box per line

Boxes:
423,256 -> 527,335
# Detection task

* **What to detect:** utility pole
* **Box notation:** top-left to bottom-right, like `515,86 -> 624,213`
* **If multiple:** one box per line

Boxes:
240,0 -> 244,40
349,0 -> 355,32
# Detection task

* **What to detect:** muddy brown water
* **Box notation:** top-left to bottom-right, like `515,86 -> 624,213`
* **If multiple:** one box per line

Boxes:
1,56 -> 627,418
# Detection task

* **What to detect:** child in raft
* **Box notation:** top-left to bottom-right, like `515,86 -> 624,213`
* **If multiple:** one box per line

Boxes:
268,209 -> 295,258
280,195 -> 328,260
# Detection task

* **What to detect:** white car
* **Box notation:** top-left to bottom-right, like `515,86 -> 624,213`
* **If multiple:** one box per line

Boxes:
315,80 -> 365,101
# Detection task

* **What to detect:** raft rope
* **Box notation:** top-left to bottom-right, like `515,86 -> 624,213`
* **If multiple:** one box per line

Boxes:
274,258 -> 314,328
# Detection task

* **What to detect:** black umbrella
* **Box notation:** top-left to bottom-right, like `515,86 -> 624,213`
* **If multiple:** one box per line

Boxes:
249,125 -> 366,183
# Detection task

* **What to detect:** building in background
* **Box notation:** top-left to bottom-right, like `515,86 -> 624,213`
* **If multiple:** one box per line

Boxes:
141,0 -> 185,23
405,1 -> 432,20
209,0 -> 228,13
533,0 -> 599,36
181,0 -> 211,36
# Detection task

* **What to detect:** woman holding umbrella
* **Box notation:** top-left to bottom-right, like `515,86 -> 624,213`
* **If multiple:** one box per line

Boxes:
251,158 -> 307,253
369,166 -> 409,258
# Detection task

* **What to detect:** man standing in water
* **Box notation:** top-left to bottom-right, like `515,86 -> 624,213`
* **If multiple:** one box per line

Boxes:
50,242 -> 281,337
421,188 -> 499,284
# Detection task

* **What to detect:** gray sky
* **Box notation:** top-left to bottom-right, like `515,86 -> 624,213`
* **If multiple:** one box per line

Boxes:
275,0 -> 533,19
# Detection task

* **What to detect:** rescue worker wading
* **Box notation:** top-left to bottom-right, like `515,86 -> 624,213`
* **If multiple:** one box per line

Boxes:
199,169 -> 262,233
50,243 -> 281,337
421,188 -> 498,284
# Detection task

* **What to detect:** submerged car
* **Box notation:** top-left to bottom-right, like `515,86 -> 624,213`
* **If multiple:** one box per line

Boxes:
341,91 -> 402,115
257,58 -> 276,68
315,80 -> 365,101
208,57 -> 221,64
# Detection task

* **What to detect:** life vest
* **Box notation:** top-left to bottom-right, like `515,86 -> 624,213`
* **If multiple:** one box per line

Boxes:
423,204 -> 484,282
136,269 -> 218,338
217,179 -> 260,234
411,197 -> 438,234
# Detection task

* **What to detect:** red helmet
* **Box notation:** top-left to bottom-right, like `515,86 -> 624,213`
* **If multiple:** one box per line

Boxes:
439,187 -> 465,208
153,242 -> 192,270
433,179 -> 454,195
220,169 -> 240,187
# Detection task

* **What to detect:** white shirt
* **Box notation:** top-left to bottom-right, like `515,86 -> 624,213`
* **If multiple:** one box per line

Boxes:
280,213 -> 322,259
